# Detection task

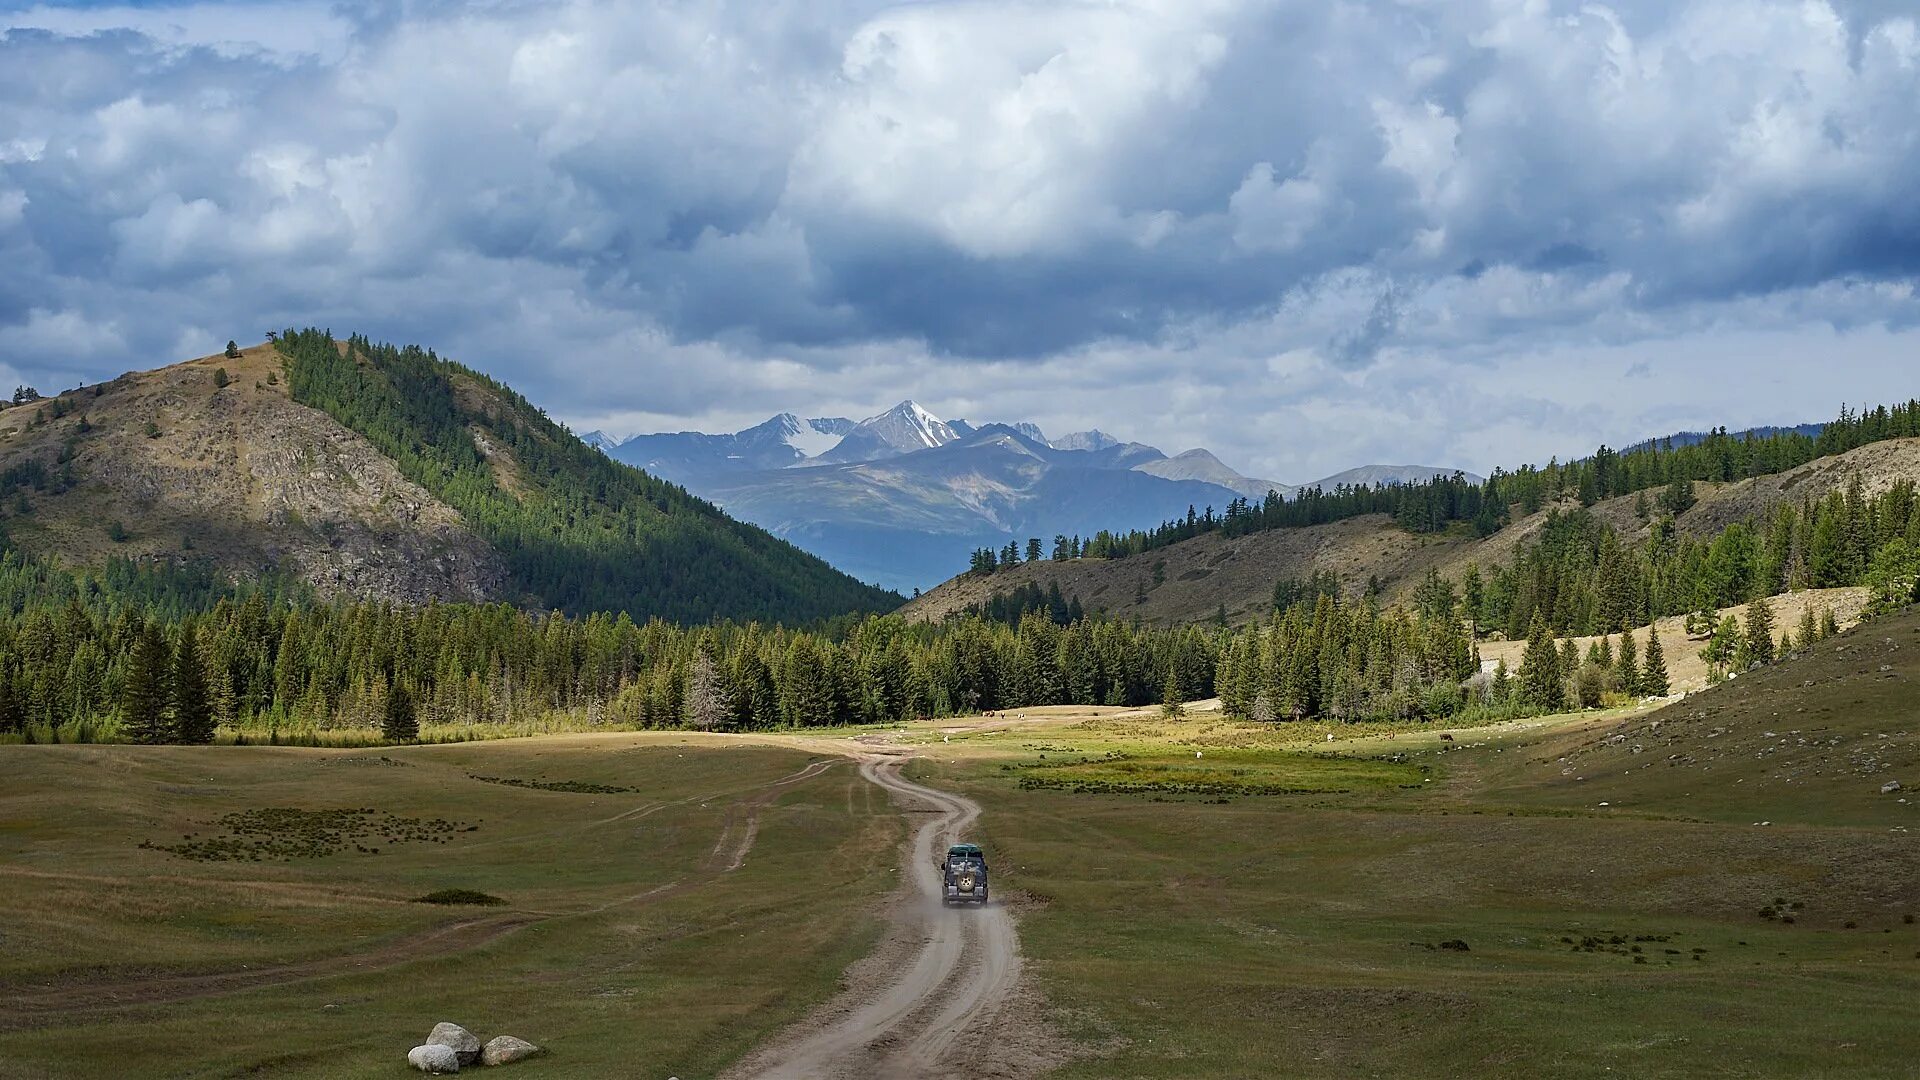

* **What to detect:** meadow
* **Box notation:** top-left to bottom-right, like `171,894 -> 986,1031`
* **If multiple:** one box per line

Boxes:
0,735 -> 900,1078
4,611 -> 1918,1076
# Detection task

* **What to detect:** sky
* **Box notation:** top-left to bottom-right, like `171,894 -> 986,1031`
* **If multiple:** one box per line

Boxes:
2,0 -> 1917,483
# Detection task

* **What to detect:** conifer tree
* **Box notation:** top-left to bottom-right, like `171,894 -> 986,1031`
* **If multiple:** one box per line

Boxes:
1160,667 -> 1185,718
1744,598 -> 1775,665
1640,629 -> 1670,696
122,626 -> 173,744
1798,604 -> 1818,649
383,681 -> 418,742
1518,617 -> 1564,710
171,627 -> 214,744
1615,631 -> 1639,696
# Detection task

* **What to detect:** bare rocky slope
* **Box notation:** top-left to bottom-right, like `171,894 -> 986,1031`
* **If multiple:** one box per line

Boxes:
900,437 -> 1920,626
0,344 -> 507,604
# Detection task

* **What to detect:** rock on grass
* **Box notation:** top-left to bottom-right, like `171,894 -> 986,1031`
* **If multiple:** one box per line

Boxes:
483,1035 -> 543,1065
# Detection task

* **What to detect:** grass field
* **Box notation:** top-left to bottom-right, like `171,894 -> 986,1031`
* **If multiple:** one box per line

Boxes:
0,735 -> 901,1078
4,612 -> 1918,1077
904,614 -> 1920,1077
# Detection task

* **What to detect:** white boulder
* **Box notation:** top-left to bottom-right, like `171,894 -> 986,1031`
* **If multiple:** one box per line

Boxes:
482,1035 -> 543,1066
408,1044 -> 460,1074
427,1022 -> 482,1066
1883,780 -> 1903,794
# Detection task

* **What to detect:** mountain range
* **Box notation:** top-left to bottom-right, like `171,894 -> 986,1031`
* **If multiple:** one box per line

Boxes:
595,402 -> 1478,591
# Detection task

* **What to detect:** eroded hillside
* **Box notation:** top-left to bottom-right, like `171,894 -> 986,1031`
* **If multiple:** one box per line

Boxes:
0,345 -> 507,603
901,436 -> 1920,626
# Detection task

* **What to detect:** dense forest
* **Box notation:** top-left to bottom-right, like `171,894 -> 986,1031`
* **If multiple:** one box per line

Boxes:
966,400 -> 1920,570
275,329 -> 899,625
0,542 -> 1219,742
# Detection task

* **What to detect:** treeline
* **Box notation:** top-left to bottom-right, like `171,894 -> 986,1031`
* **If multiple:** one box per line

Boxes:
965,400 -> 1920,570
275,329 -> 899,625
0,556 -> 1224,741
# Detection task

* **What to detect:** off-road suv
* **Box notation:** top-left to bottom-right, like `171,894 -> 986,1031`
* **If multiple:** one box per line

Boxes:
941,843 -> 989,905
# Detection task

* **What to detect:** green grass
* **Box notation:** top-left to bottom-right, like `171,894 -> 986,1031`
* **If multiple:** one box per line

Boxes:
0,734 -> 901,1078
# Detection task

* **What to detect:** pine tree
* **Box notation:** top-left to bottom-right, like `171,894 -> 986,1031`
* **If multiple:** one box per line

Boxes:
383,681 -> 418,742
1744,598 -> 1775,666
171,627 -> 214,744
1518,617 -> 1564,710
1615,631 -> 1639,696
1160,667 -> 1185,718
1640,629 -> 1670,696
122,626 -> 173,744
1798,604 -> 1818,650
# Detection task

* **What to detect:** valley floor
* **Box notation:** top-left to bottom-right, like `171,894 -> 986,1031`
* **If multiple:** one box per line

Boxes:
3,612 -> 1918,1077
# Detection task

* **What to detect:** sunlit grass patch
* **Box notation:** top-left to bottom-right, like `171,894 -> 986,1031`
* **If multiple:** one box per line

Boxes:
1012,748 -> 1428,797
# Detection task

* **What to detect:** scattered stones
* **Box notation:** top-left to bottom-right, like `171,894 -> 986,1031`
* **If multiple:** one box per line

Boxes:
410,1024 -> 539,1070
409,1044 -> 460,1074
482,1036 -> 542,1066
428,1023 -> 482,1067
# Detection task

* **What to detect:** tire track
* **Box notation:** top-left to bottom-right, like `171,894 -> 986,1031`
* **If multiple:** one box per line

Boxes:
727,756 -> 1024,1079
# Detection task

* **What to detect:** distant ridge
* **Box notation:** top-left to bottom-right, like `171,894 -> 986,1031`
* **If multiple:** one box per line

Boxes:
1623,422 -> 1825,455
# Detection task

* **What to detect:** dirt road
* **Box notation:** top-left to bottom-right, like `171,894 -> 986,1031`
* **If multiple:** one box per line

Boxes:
728,755 -> 1028,1079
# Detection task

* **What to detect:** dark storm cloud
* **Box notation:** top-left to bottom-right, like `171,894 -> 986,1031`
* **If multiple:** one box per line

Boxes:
2,0 -> 1918,477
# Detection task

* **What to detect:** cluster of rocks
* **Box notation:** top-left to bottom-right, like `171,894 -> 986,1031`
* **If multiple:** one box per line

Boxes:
408,1023 -> 540,1074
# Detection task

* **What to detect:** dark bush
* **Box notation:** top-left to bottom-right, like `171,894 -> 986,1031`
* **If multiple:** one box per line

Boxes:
413,889 -> 505,906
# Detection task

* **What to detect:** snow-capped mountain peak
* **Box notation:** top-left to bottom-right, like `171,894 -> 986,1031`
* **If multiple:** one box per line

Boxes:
868,400 -> 958,451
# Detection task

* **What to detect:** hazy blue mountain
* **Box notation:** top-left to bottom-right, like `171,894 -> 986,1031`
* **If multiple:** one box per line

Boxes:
609,406 -> 1478,589
1052,429 -> 1120,451
1134,448 -> 1294,500
1304,464 -> 1486,490
1622,422 -> 1825,455
703,425 -> 1248,590
609,413 -> 854,483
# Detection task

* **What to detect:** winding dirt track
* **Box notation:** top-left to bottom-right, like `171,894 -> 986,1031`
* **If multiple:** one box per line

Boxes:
728,755 -> 1024,1080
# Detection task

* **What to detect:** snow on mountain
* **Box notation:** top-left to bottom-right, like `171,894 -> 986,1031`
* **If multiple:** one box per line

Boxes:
577,429 -> 622,454
812,400 -> 963,464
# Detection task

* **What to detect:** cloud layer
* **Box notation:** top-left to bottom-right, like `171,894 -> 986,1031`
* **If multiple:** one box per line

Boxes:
2,0 -> 1918,480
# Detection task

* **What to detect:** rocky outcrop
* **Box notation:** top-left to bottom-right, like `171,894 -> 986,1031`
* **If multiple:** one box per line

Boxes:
0,345 -> 509,604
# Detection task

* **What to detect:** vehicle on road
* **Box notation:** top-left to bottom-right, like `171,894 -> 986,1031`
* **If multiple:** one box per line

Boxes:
941,843 -> 989,904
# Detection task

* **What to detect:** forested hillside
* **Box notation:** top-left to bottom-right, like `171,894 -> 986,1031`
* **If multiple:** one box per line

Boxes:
911,420 -> 1920,629
1020,400 -> 1920,563
276,330 -> 898,624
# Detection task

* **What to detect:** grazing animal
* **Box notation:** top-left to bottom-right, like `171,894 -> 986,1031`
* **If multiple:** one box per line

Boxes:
1440,733 -> 1455,742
